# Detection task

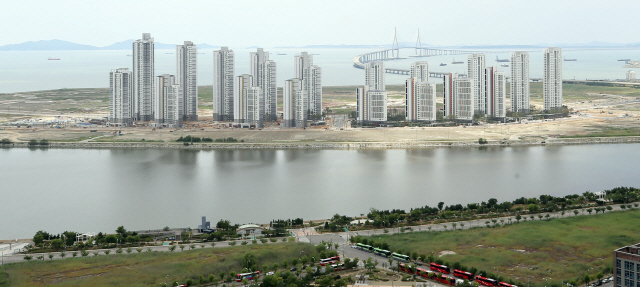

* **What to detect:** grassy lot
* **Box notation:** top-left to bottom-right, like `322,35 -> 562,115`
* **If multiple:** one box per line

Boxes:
0,243 -> 314,287
378,209 -> 640,286
560,127 -> 640,138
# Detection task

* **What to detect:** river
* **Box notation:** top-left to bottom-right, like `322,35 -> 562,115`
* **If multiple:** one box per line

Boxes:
1,143 -> 639,239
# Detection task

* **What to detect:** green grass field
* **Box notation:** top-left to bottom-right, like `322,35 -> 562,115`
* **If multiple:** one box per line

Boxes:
378,209 -> 640,286
0,243 -> 314,287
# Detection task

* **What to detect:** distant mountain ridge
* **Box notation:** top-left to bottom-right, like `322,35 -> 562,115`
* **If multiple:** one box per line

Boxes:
2,39 -> 640,51
0,39 -> 218,51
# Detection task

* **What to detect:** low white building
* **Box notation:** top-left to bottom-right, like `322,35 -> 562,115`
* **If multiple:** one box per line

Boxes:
236,224 -> 267,237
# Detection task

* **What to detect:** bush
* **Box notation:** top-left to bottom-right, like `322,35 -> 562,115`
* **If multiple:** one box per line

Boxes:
28,139 -> 39,146
0,138 -> 12,144
215,137 -> 239,143
478,138 -> 488,144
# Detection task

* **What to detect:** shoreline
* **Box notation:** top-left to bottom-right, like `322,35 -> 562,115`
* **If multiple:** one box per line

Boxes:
2,136 -> 640,150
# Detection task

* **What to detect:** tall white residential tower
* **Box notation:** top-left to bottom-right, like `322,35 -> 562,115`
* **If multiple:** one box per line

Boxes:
510,51 -> 530,113
294,52 -> 322,118
154,74 -> 182,127
234,74 -> 262,127
176,41 -> 197,121
410,61 -> 429,82
109,68 -> 134,126
133,33 -> 154,121
443,73 -> 474,121
484,67 -> 506,118
543,47 -> 563,111
467,53 -> 486,114
213,47 -> 235,121
250,48 -> 277,121
283,78 -> 303,128
357,62 -> 387,123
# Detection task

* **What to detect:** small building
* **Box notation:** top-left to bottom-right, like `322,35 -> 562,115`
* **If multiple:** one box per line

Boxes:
627,71 -> 636,82
198,216 -> 215,233
76,232 -> 96,243
236,224 -> 267,237
614,242 -> 640,287
595,191 -> 609,202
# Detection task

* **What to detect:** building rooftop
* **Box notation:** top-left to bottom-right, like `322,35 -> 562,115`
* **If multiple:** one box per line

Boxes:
615,243 -> 640,256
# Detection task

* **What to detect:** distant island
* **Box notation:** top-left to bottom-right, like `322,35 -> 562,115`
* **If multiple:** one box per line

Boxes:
0,39 -> 219,51
2,39 -> 640,51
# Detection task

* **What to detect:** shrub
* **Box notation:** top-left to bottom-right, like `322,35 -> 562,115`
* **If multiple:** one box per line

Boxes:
28,139 -> 39,146
0,138 -> 12,144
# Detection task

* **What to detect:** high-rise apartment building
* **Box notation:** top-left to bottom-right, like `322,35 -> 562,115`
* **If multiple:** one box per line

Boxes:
154,74 -> 182,127
543,47 -> 563,111
213,47 -> 235,121
627,70 -> 636,81
234,74 -> 262,127
294,52 -> 322,118
614,242 -> 640,287
443,73 -> 474,121
109,68 -> 133,126
405,78 -> 436,122
250,48 -> 277,121
283,78 -> 303,128
133,33 -> 154,121
176,41 -> 197,121
357,62 -> 387,123
467,53 -> 486,115
484,67 -> 506,118
510,51 -> 530,114
410,61 -> 429,82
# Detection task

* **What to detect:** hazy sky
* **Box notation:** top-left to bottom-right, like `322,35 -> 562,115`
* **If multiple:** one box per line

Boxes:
3,0 -> 639,47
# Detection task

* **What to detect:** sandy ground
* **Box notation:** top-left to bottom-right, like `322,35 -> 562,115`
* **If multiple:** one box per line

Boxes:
1,87 -> 640,143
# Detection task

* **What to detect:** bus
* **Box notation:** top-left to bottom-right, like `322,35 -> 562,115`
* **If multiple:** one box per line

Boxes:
392,252 -> 411,262
499,282 -> 519,287
475,276 -> 498,287
319,256 -> 340,266
373,248 -> 391,257
399,263 -> 413,274
430,262 -> 451,274
236,271 -> 260,282
453,269 -> 474,280
356,243 -> 373,252
437,275 -> 456,286
417,268 -> 434,278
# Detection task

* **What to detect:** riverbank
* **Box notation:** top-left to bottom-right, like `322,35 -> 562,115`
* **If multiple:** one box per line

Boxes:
2,136 -> 640,150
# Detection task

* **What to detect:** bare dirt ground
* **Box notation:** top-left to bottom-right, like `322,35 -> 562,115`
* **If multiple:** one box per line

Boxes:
1,84 -> 640,144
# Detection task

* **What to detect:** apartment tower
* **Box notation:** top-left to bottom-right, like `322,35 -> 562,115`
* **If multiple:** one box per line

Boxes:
405,61 -> 435,122
467,53 -> 486,115
283,78 -> 303,128
543,47 -> 563,111
154,74 -> 182,127
176,41 -> 197,121
484,67 -> 506,118
250,48 -> 277,121
109,68 -> 134,126
234,74 -> 262,127
510,51 -> 530,114
357,62 -> 387,123
212,47 -> 235,121
132,33 -> 155,121
443,73 -> 474,121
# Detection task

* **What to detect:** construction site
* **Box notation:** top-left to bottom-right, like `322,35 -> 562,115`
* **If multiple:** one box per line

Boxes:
1,82 -> 640,145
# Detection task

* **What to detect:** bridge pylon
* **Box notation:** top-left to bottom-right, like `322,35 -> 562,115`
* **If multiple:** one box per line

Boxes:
391,27 -> 399,58
415,29 -> 423,56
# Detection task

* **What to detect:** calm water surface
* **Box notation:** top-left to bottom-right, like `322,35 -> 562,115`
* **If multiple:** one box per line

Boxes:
1,144 -> 639,239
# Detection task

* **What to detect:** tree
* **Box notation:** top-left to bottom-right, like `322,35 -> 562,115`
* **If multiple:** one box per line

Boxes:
116,247 -> 123,254
272,263 -> 279,271
126,247 -> 132,254
72,251 -> 78,257
587,208 -> 593,214
169,245 -> 177,252
545,214 -> 550,220
606,206 -> 613,212
50,239 -> 64,250
438,202 -> 445,211
282,260 -> 289,269
584,274 -> 591,286
34,235 -> 44,245
208,274 -> 216,283
528,204 -> 539,213
60,252 -> 66,258
81,250 -> 89,257
243,252 -> 257,269
116,226 -> 127,238
104,250 -> 111,255
23,255 -> 33,261
574,210 -> 579,216
179,245 -> 185,251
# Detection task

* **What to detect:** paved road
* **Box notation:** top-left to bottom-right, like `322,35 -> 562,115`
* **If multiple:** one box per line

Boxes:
2,204 -> 633,267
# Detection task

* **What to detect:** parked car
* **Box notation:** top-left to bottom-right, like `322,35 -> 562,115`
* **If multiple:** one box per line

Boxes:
266,272 -> 275,276
290,267 -> 298,272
